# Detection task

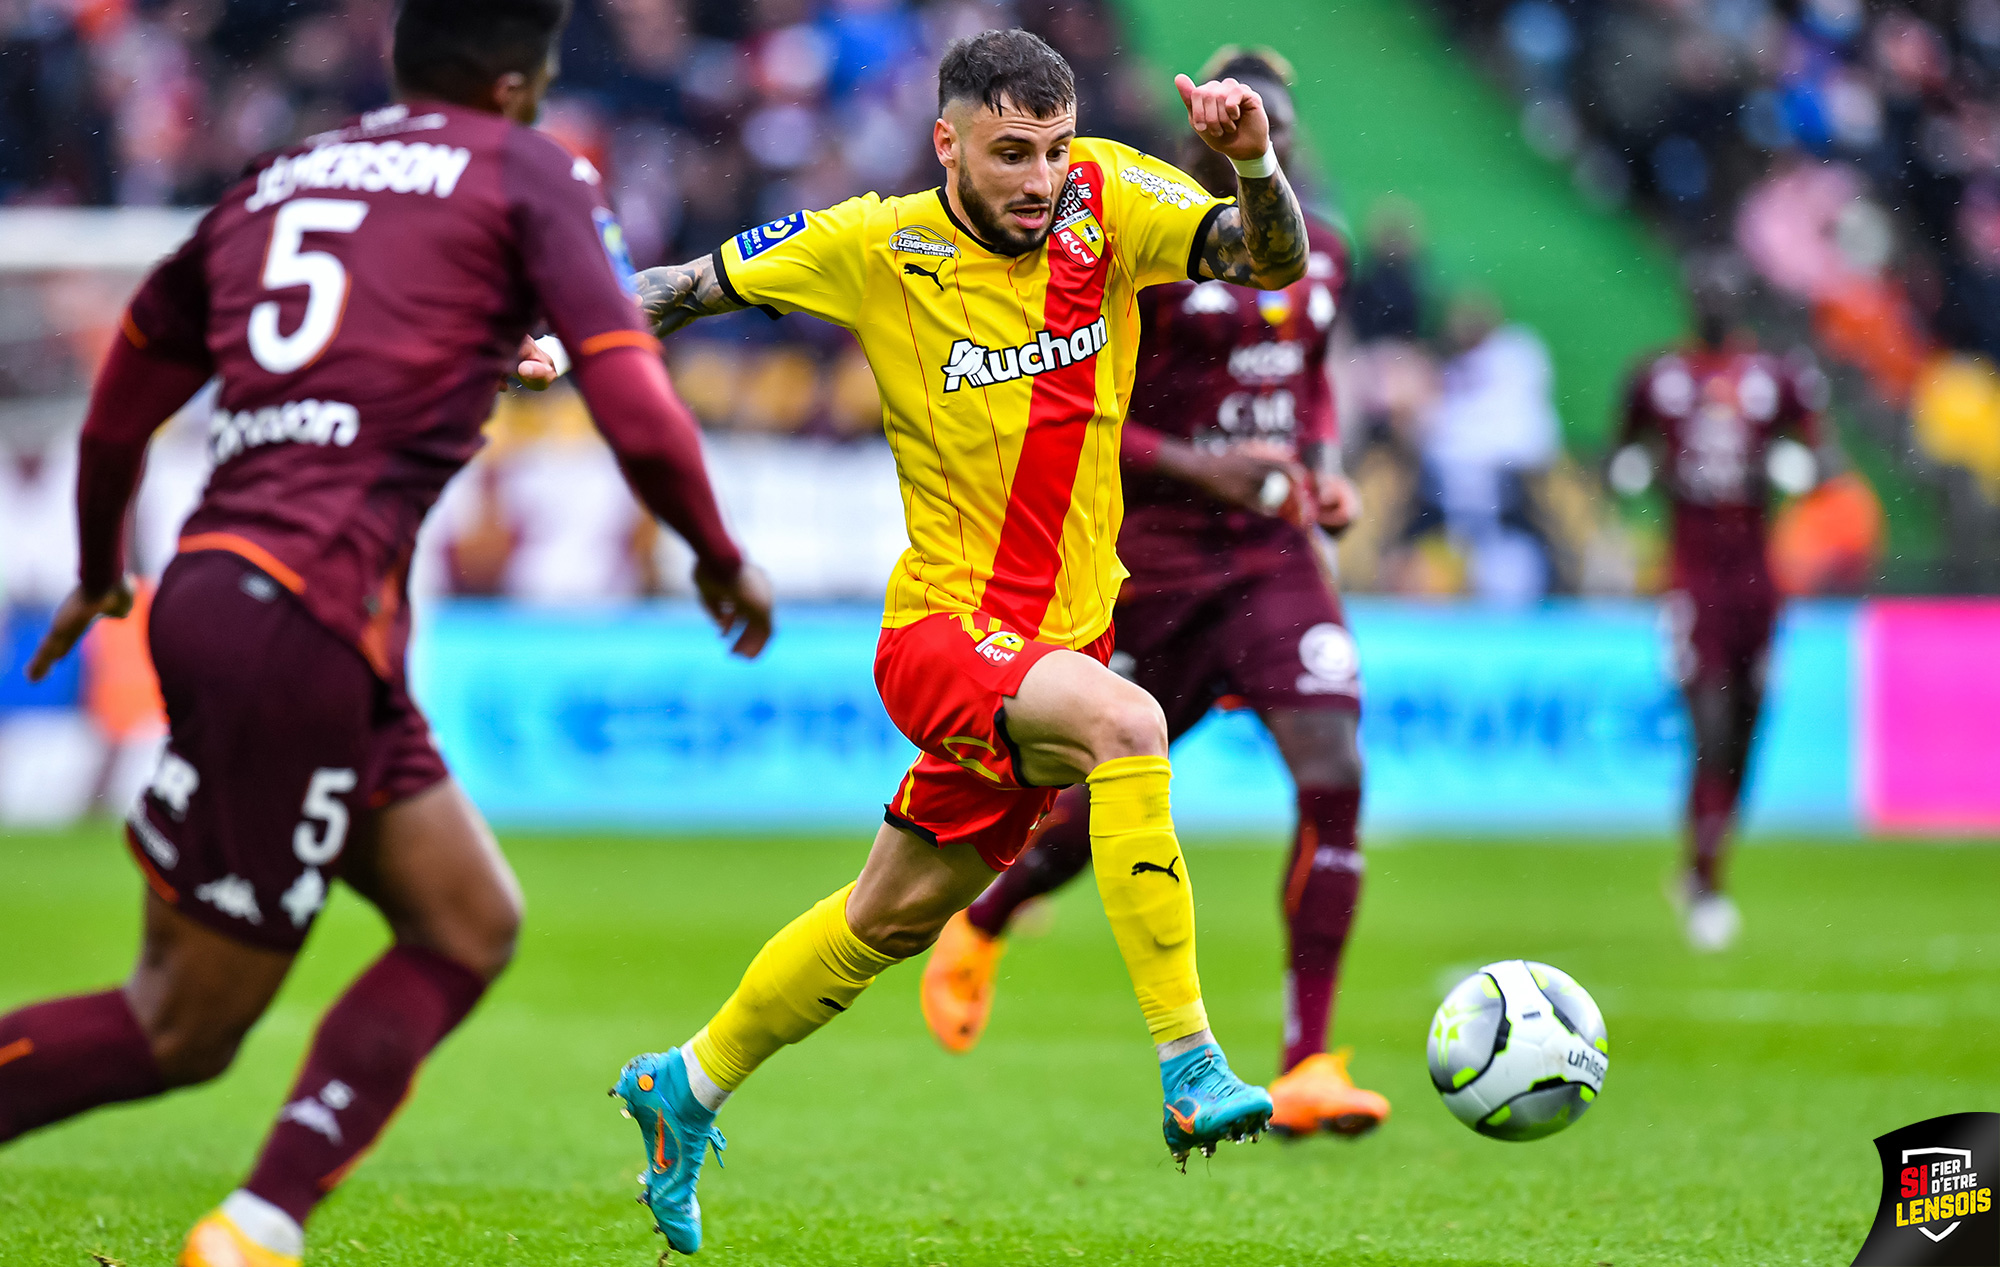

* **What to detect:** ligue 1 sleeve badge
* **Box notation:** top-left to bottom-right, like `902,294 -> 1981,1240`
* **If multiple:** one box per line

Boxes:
1852,1113 -> 1999,1266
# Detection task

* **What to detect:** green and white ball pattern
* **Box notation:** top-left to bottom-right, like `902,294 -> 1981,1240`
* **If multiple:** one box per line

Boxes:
1427,960 -> 1609,1141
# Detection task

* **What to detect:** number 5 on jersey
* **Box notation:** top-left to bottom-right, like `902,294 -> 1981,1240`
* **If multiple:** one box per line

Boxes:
249,198 -> 369,375
294,767 -> 357,866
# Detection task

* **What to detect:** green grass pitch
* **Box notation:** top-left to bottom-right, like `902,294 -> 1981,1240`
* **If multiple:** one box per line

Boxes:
2,825 -> 1994,1265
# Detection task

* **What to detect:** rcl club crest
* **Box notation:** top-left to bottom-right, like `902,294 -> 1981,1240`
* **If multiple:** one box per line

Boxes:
1052,171 -> 1103,267
1853,1113 -> 1999,1266
975,630 -> 1025,665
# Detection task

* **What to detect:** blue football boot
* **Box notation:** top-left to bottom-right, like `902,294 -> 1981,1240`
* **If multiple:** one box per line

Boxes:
1160,1042 -> 1273,1165
614,1049 -> 726,1254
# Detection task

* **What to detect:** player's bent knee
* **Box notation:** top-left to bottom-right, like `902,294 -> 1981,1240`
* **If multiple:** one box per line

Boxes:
147,1020 -> 252,1088
1086,685 -> 1169,765
415,885 -> 522,982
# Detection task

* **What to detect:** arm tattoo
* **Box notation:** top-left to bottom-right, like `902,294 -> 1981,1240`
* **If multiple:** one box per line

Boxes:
632,257 -> 745,338
1198,170 -> 1309,290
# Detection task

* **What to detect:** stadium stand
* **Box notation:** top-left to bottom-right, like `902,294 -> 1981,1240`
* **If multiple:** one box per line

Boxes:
1435,0 -> 2000,587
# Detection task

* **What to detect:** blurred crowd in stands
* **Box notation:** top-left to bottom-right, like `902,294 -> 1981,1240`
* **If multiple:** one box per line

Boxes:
1446,0 -> 2000,549
6,0 -> 1986,620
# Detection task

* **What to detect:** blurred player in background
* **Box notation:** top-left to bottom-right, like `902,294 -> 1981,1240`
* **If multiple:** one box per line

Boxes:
599,29 -> 1312,1254
1608,257 -> 1827,953
0,3 -> 771,1265
920,47 -> 1389,1139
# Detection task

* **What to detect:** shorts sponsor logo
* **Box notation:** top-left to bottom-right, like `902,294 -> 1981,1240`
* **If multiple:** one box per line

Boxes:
245,138 -> 472,212
735,211 -> 807,260
1297,622 -> 1361,697
1119,165 -> 1201,209
211,398 -> 360,464
281,867 -> 328,928
975,630 -> 1025,664
195,874 -> 263,925
941,317 -> 1108,392
127,809 -> 179,869
1313,845 -> 1364,875
149,751 -> 200,820
1228,340 -> 1305,384
890,225 -> 957,258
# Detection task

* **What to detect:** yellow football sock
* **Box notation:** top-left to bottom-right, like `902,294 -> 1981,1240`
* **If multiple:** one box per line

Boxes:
1087,755 -> 1209,1044
687,882 -> 900,1091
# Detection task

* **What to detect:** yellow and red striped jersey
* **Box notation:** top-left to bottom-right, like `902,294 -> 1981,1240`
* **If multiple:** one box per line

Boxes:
715,137 -> 1227,648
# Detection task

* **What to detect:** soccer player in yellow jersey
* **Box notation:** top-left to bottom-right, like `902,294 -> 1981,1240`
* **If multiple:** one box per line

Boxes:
605,29 -> 1312,1251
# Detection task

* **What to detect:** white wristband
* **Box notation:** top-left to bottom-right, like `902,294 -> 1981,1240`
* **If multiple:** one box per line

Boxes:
533,334 -> 572,378
1231,145 -> 1279,179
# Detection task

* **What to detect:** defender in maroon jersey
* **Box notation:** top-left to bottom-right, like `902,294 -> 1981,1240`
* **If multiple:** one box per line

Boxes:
919,48 -> 1389,1137
1610,267 -> 1825,952
0,4 -> 772,1264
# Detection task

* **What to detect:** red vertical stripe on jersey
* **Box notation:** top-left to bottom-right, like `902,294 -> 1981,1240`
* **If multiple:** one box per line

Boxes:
981,163 -> 1108,639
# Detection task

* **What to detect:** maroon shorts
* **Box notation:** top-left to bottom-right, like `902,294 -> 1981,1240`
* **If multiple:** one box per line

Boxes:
875,612 -> 1115,871
1117,542 -> 1359,742
124,551 -> 449,952
1664,587 -> 1776,688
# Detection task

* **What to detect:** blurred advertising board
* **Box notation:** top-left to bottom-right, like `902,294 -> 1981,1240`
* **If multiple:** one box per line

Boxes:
412,599 -> 1870,836
1861,601 -> 2000,834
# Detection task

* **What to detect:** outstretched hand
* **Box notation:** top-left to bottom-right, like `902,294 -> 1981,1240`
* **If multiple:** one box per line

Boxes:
25,579 -> 135,683
1175,74 -> 1271,164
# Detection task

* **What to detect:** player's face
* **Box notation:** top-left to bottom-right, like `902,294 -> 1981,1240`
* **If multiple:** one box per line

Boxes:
936,98 -> 1077,256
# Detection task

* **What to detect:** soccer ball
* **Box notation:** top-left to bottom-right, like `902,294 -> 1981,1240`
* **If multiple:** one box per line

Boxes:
1427,959 -> 1609,1141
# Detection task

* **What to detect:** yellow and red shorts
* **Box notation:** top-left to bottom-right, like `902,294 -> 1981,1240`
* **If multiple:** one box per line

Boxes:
873,611 -> 1114,871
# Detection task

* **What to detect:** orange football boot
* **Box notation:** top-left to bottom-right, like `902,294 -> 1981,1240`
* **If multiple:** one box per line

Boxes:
920,911 -> 1005,1053
178,1210 -> 301,1267
1267,1047 -> 1390,1138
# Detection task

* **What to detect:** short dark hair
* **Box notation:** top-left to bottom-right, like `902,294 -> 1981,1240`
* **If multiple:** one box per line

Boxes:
1206,50 -> 1294,104
937,29 -> 1076,119
392,0 -> 572,104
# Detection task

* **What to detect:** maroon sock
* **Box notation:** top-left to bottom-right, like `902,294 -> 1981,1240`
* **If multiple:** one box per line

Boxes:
1280,787 -> 1363,1073
1686,767 -> 1739,893
0,989 -> 164,1143
965,784 -> 1093,937
244,946 -> 486,1225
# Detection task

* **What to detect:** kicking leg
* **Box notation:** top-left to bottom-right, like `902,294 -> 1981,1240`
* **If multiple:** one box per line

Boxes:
921,786 -> 1094,1052
1260,708 -> 1386,1137
0,889 -> 291,1144
186,780 -> 515,1264
1004,650 -> 1272,1161
622,821 -> 992,1252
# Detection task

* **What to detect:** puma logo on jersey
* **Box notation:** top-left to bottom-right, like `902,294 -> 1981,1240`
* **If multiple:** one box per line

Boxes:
1131,858 -> 1181,882
941,317 -> 1108,392
903,262 -> 944,291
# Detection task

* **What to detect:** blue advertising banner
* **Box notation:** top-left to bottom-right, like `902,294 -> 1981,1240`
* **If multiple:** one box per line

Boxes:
412,599 -> 1857,836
